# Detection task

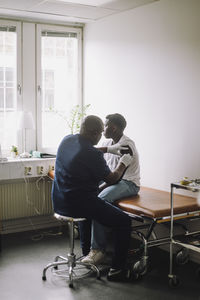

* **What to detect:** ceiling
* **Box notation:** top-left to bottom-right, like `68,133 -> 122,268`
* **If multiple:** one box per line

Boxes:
0,0 -> 159,25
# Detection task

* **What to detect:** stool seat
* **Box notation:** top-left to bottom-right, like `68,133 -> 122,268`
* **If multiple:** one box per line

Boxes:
42,213 -> 100,288
54,213 -> 86,222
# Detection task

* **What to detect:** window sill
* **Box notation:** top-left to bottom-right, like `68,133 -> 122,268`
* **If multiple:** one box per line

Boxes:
0,157 -> 56,180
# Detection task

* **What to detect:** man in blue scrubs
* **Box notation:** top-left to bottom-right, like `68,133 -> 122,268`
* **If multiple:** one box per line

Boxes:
52,115 -> 133,281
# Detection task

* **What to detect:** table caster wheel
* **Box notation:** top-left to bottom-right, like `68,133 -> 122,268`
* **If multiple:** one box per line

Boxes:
133,259 -> 147,276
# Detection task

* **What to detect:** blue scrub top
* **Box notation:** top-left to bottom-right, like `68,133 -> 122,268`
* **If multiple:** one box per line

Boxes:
52,134 -> 111,216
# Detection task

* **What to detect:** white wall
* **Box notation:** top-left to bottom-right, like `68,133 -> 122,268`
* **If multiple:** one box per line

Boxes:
83,0 -> 200,191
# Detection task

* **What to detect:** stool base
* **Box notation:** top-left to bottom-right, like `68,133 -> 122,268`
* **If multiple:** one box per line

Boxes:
42,253 -> 100,287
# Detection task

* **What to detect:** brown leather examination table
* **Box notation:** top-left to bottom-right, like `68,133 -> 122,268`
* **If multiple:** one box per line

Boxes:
115,186 -> 200,282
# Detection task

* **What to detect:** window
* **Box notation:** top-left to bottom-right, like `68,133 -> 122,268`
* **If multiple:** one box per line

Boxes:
0,21 -> 82,157
37,25 -> 82,152
0,21 -> 21,156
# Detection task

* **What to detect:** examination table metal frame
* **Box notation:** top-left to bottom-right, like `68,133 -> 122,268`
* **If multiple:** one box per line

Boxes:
115,186 -> 200,284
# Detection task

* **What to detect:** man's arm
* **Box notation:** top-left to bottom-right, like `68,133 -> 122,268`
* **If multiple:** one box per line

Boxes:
98,143 -> 128,155
98,162 -> 125,193
98,181 -> 109,193
98,147 -> 108,153
103,154 -> 132,185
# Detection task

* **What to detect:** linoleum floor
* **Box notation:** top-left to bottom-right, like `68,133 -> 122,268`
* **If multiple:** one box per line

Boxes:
0,228 -> 199,300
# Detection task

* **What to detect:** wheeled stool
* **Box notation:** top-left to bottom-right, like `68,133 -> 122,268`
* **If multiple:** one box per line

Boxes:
42,213 -> 100,288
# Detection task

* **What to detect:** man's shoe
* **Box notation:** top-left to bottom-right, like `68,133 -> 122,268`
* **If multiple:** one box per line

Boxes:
107,268 -> 131,282
81,249 -> 106,265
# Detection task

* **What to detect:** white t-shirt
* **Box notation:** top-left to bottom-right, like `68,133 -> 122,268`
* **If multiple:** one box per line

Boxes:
102,135 -> 140,187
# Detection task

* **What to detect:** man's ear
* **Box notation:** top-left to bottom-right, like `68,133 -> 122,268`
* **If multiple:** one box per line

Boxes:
93,130 -> 100,137
112,124 -> 118,133
90,129 -> 98,138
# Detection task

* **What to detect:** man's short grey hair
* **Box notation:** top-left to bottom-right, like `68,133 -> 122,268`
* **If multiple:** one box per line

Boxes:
80,115 -> 103,133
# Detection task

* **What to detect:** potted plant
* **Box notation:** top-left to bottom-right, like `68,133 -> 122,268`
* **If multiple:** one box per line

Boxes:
11,145 -> 18,158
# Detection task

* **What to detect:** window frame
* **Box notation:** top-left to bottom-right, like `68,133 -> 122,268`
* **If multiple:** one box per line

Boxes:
36,24 -> 82,153
0,19 -> 22,156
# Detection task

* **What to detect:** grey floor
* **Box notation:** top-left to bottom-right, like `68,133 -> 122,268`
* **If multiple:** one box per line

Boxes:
0,227 -> 200,300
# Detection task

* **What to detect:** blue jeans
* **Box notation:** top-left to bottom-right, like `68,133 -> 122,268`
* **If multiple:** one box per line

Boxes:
91,180 -> 139,250
76,195 -> 131,269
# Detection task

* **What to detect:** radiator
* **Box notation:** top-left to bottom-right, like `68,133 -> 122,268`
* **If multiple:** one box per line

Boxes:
0,177 -> 56,233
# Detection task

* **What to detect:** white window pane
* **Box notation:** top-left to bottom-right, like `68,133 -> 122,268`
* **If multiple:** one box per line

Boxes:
0,25 -> 18,154
45,89 -> 54,108
5,67 -> 14,81
0,112 -> 17,150
6,82 -> 14,87
41,34 -> 79,149
0,67 -> 3,81
6,88 -> 14,109
44,70 -> 54,88
0,88 -> 4,107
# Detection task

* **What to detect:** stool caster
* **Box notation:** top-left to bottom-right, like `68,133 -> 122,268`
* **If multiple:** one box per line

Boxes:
69,267 -> 73,288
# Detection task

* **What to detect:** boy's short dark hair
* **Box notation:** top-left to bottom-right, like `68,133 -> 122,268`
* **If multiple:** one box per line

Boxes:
106,113 -> 127,131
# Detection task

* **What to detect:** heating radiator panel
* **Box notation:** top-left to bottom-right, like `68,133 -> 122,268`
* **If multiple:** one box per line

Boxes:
0,178 -> 53,221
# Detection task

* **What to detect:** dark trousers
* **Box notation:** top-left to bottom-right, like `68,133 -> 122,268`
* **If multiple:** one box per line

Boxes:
67,196 -> 131,270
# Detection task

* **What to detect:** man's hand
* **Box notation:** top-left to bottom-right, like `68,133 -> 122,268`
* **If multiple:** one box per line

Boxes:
107,143 -> 128,156
119,154 -> 133,167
